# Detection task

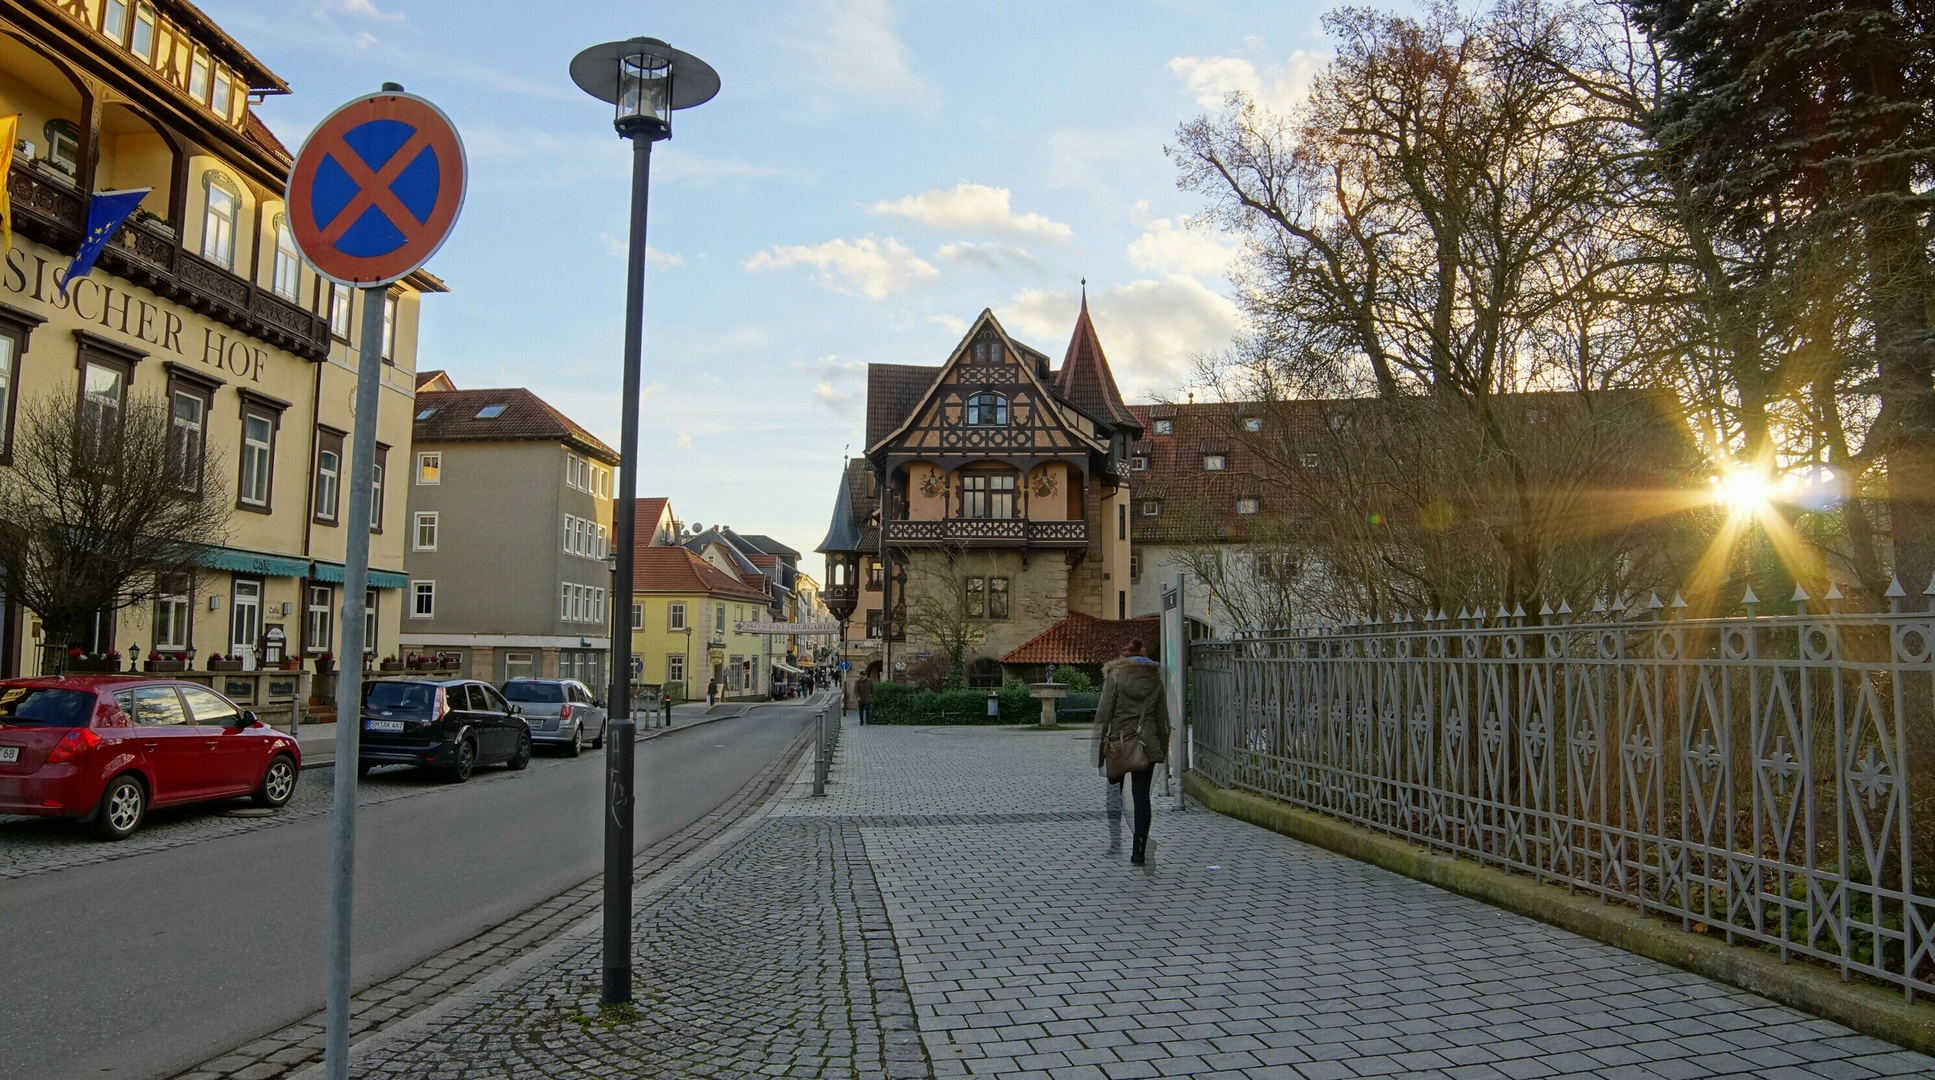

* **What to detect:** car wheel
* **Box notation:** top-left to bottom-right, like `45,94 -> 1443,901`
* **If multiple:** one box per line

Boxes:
92,775 -> 146,840
253,754 -> 298,808
563,723 -> 583,757
445,738 -> 476,783
507,730 -> 532,771
591,718 -> 606,749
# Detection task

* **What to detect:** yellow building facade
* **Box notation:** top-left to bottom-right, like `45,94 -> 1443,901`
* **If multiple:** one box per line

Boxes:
0,0 -> 442,675
628,546 -> 778,701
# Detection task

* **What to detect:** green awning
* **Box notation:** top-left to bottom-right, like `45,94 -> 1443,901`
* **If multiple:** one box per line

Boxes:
309,561 -> 408,590
197,546 -> 311,578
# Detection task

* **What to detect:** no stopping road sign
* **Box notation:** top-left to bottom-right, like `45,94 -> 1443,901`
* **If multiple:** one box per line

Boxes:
287,91 -> 466,286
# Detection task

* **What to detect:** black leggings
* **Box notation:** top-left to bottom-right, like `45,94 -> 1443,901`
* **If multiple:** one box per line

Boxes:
1113,767 -> 1153,851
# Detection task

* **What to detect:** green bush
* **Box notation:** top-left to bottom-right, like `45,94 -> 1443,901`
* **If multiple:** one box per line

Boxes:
870,680 -> 1042,724
1048,665 -> 1095,693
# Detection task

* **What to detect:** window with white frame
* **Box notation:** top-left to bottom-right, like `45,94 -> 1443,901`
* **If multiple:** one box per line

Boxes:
314,448 -> 340,521
560,583 -> 572,620
369,460 -> 384,531
668,602 -> 687,630
239,412 -> 274,507
1243,416 -> 1263,432
169,390 -> 206,493
327,282 -> 351,339
1141,499 -> 1162,517
1153,418 -> 1173,435
414,511 -> 438,550
666,653 -> 685,685
1203,454 -> 1227,471
596,524 -> 607,558
306,584 -> 332,654
1236,497 -> 1260,516
631,604 -> 643,630
381,293 -> 397,363
154,578 -> 190,650
411,580 -> 435,618
201,173 -> 239,270
272,217 -> 301,301
416,451 -> 440,484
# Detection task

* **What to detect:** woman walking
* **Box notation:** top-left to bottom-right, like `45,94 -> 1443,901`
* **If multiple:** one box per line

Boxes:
1094,640 -> 1169,866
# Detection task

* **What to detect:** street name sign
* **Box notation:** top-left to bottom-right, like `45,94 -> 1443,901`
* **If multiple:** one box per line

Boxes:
734,621 -> 841,635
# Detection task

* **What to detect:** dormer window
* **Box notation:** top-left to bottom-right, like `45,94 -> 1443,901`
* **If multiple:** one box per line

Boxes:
1243,417 -> 1263,433
965,392 -> 1007,426
1153,419 -> 1173,435
1141,499 -> 1162,517
475,404 -> 508,419
1131,455 -> 1148,471
1203,454 -> 1227,471
971,338 -> 1002,364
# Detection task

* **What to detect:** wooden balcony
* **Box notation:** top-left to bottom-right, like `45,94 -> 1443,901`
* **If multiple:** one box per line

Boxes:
7,161 -> 332,361
884,518 -> 1088,547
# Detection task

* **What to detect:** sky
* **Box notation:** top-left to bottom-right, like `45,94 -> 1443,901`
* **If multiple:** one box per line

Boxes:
199,0 -> 1339,566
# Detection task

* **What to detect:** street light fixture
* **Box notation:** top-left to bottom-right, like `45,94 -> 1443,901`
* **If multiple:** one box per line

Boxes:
571,35 -> 718,1009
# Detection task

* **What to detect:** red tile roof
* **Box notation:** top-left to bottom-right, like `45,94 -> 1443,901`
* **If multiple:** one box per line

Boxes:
631,547 -> 770,602
634,498 -> 673,543
413,388 -> 619,465
1001,612 -> 1161,665
1055,299 -> 1139,429
416,369 -> 456,392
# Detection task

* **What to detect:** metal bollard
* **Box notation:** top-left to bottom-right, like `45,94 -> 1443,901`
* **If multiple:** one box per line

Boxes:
812,708 -> 827,797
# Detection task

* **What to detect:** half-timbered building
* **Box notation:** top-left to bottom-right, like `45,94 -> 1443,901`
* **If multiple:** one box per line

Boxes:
817,301 -> 1141,686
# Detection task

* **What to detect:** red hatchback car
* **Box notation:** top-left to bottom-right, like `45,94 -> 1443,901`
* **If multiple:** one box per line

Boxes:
0,676 -> 302,839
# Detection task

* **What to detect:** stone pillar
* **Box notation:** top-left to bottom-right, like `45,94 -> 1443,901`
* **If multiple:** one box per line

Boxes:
541,647 -> 561,678
468,646 -> 495,682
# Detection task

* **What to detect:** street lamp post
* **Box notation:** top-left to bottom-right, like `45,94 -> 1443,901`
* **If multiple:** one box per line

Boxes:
571,36 -> 718,1008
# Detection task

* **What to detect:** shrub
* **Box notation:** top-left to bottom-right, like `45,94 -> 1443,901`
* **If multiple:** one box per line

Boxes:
1048,665 -> 1095,693
870,680 -> 1042,724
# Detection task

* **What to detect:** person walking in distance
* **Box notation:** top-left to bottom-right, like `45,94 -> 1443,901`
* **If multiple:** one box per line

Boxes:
1095,640 -> 1169,866
855,673 -> 874,725
706,677 -> 718,707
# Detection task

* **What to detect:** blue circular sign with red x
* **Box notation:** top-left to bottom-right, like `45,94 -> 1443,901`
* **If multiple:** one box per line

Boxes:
287,92 -> 466,287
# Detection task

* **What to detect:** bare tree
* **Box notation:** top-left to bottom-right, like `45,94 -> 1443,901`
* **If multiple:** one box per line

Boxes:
0,393 -> 230,670
1172,0 -> 1698,617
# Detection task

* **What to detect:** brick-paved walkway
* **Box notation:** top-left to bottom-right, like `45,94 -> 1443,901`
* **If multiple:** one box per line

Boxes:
318,720 -> 1935,1080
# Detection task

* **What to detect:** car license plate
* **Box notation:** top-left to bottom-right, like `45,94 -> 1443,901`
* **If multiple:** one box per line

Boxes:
366,720 -> 405,733
0,746 -> 17,763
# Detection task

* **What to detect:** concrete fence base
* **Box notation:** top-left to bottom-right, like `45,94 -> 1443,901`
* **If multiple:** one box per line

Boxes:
1182,770 -> 1935,1057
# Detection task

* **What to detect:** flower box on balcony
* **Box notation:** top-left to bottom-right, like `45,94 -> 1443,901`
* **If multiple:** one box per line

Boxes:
144,659 -> 187,673
66,658 -> 120,673
206,659 -> 245,672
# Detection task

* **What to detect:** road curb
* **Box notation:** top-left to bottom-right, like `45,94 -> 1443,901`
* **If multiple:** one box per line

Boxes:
1182,770 -> 1935,1057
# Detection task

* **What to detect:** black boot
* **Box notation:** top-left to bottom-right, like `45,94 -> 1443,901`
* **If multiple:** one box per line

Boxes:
1130,840 -> 1145,866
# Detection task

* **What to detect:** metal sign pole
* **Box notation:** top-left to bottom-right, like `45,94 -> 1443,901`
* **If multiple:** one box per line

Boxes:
322,286 -> 387,1080
1164,573 -> 1187,810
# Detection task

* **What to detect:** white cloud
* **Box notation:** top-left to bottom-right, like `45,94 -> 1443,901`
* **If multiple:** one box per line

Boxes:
928,314 -> 967,335
1169,50 -> 1326,114
792,355 -> 868,416
998,276 -> 1241,401
789,0 -> 933,112
935,241 -> 1041,273
594,234 -> 684,266
315,0 -> 403,21
1126,207 -> 1239,278
868,183 -> 1072,242
675,432 -> 694,451
744,237 -> 939,300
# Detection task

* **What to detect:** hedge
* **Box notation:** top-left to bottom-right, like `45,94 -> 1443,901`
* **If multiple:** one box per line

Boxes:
869,680 -> 1041,724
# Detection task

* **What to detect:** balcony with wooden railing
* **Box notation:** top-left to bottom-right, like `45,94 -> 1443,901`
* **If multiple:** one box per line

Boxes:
884,517 -> 1087,547
7,160 -> 331,360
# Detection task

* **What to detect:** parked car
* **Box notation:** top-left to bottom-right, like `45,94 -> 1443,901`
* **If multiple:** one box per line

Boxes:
0,676 -> 301,840
501,678 -> 608,756
357,678 -> 531,782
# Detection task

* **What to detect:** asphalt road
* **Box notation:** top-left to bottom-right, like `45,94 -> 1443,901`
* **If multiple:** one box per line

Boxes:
0,703 -> 817,1080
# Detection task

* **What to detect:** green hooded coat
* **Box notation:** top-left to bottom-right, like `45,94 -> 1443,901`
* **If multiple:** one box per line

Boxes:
1093,656 -> 1171,768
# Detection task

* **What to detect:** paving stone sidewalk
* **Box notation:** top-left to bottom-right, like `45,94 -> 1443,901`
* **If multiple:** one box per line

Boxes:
329,720 -> 1935,1080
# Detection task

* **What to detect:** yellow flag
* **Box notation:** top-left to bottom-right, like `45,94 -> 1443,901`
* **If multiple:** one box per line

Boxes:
0,114 -> 16,252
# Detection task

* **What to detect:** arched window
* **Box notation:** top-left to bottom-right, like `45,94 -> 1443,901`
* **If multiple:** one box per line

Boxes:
965,392 -> 1007,426
201,171 -> 240,270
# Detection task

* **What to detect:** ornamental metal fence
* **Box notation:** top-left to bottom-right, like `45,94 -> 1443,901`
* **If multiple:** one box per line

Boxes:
1188,594 -> 1935,1000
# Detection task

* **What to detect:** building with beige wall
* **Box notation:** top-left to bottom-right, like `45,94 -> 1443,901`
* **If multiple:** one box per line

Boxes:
398,378 -> 618,687
0,0 -> 440,675
815,302 -> 1140,686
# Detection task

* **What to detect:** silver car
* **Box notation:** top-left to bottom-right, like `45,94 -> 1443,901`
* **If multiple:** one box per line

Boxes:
500,679 -> 608,756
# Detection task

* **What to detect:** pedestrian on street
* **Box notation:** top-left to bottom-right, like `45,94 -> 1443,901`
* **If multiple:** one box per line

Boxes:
855,674 -> 874,725
706,678 -> 718,707
1094,639 -> 1169,867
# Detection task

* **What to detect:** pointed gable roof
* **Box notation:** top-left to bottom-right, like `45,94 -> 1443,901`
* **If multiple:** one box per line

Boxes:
867,309 -> 1107,456
1054,295 -> 1139,431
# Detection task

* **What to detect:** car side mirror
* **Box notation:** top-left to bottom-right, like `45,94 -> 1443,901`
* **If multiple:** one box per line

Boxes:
594,699 -> 605,709
508,703 -> 522,715
236,710 -> 258,727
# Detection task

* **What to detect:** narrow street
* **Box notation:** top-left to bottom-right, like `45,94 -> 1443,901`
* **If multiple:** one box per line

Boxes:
0,702 -> 819,1080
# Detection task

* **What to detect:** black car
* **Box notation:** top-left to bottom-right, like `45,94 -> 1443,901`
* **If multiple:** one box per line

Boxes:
356,679 -> 531,782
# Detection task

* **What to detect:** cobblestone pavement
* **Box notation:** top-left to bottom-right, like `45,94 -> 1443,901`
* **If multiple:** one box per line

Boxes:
279,719 -> 1935,1080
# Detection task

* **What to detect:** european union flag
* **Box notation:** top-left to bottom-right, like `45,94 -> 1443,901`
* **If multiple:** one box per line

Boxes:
61,188 -> 150,299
